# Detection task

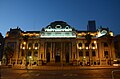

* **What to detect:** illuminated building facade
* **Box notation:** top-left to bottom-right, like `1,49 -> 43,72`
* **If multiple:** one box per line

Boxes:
3,21 -> 116,66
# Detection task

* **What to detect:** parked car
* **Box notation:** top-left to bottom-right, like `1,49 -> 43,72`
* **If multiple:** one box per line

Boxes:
113,60 -> 120,66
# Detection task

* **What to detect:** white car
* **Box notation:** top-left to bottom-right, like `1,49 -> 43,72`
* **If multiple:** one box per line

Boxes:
113,60 -> 120,66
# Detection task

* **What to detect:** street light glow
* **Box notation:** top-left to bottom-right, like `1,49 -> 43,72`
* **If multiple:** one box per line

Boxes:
23,42 -> 26,45
29,56 -> 32,59
86,47 -> 88,49
35,47 -> 38,50
94,41 -> 97,44
22,47 -> 25,49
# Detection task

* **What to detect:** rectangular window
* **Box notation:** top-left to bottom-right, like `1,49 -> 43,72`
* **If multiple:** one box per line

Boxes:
92,51 -> 96,56
104,51 -> 108,58
86,51 -> 89,56
104,42 -> 108,47
79,51 -> 83,56
28,51 -> 32,56
34,51 -> 38,57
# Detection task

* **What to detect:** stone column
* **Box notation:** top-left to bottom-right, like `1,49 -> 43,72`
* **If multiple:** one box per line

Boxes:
61,42 -> 63,65
44,42 -> 47,63
53,42 -> 55,62
50,42 -> 52,62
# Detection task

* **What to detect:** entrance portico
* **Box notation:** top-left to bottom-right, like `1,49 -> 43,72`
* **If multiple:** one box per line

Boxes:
44,40 -> 73,64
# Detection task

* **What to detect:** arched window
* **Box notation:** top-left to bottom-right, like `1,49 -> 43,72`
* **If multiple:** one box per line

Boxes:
65,26 -> 69,29
28,43 -> 32,47
78,43 -> 82,47
85,43 -> 89,47
48,26 -> 51,29
55,25 -> 61,29
35,43 -> 38,47
92,43 -> 95,47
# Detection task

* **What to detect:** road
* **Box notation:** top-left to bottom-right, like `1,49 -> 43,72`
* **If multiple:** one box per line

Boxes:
1,66 -> 120,79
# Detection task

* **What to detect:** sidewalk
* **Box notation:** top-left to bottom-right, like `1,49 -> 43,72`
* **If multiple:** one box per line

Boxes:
10,65 -> 120,70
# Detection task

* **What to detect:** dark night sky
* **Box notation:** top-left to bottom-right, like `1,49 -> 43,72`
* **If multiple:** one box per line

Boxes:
0,0 -> 120,37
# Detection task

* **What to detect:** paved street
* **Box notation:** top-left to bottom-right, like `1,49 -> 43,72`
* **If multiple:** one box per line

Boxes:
1,66 -> 120,79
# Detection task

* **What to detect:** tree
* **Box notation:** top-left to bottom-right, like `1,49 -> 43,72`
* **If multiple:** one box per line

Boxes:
85,33 -> 92,66
4,46 -> 14,65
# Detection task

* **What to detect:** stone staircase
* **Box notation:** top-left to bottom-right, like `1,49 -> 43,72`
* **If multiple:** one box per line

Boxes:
46,62 -> 63,66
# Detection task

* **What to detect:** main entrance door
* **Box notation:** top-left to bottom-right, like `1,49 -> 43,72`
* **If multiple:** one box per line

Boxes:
46,52 -> 50,63
65,52 -> 69,63
55,55 -> 60,62
55,42 -> 61,62
65,43 -> 70,63
55,50 -> 60,62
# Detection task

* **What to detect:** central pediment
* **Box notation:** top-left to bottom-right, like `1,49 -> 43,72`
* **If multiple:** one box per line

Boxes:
42,21 -> 75,32
40,21 -> 76,38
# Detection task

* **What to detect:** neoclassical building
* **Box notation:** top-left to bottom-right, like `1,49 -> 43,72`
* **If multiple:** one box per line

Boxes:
3,21 -> 116,66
